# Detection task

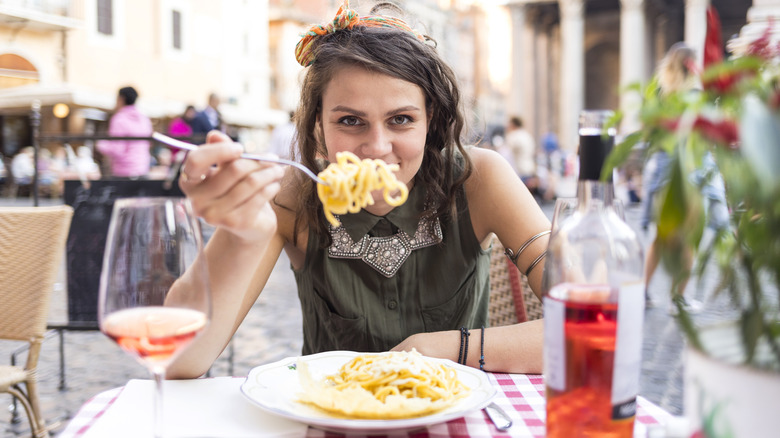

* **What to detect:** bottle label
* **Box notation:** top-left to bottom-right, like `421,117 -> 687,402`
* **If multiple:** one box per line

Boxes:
611,281 -> 644,418
543,296 -> 566,391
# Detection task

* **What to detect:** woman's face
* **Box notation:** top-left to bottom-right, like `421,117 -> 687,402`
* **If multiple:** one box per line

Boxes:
319,65 -> 428,195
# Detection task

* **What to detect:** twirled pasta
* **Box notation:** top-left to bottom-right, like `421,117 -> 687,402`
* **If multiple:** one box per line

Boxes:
317,151 -> 409,227
297,350 -> 470,419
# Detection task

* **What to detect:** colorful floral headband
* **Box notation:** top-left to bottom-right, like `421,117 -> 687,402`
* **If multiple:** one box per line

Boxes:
294,0 -> 426,67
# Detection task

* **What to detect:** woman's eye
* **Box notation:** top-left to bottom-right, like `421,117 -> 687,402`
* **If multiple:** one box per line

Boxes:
338,116 -> 361,126
390,115 -> 412,125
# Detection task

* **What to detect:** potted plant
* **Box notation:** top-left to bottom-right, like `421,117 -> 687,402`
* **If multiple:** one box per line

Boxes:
605,10 -> 780,438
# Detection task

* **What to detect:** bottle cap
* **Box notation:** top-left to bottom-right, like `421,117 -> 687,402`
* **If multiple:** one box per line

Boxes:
578,110 -> 615,181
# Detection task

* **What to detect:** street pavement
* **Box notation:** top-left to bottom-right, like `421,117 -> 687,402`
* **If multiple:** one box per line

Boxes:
0,195 -> 738,437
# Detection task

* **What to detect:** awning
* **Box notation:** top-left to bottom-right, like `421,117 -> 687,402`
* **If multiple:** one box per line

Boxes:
0,84 -> 289,127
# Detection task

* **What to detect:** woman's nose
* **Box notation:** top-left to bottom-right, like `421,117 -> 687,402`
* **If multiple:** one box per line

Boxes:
361,126 -> 393,158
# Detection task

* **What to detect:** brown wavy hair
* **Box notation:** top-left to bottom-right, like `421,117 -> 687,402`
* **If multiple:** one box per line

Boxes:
287,25 -> 472,246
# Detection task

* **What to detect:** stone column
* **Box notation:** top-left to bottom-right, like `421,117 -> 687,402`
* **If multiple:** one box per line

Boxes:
619,0 -> 646,135
508,4 -> 527,119
538,17 -> 555,141
684,0 -> 710,68
558,0 -> 584,152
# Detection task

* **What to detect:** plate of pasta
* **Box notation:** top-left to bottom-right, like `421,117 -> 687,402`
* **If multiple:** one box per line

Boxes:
240,350 -> 496,433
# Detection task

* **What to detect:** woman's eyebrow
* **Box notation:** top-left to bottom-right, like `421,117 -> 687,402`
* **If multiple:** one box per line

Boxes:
329,105 -> 422,116
385,106 -> 421,116
330,105 -> 366,116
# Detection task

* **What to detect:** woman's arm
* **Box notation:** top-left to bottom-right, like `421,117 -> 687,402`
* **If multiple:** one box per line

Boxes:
167,231 -> 286,379
393,148 -> 550,374
392,321 -> 543,374
466,147 -> 551,298
166,132 -> 287,379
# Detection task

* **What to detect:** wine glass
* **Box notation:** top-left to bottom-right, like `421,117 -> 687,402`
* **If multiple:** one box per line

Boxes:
98,197 -> 211,438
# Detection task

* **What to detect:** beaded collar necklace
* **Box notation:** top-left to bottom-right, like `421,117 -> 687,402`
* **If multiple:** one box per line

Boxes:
327,214 -> 442,277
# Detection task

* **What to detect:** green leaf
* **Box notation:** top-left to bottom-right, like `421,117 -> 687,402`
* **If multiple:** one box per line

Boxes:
740,94 -> 780,193
741,309 -> 763,363
673,294 -> 703,351
769,320 -> 780,339
656,157 -> 688,241
602,132 -> 642,181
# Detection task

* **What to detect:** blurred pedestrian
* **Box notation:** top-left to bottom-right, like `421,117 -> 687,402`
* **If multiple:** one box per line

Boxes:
642,42 -> 731,314
0,154 -> 6,185
506,116 -> 536,182
74,146 -> 101,180
168,105 -> 197,138
191,93 -> 223,135
11,146 -> 35,185
267,111 -> 298,161
167,105 -> 197,161
506,116 -> 543,200
96,86 -> 153,179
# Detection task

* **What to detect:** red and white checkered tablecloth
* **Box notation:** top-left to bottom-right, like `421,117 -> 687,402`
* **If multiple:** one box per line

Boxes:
59,373 -> 672,437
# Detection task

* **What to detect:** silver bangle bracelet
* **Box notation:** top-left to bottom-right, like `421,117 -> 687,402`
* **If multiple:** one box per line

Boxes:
524,250 -> 548,276
504,230 -> 551,264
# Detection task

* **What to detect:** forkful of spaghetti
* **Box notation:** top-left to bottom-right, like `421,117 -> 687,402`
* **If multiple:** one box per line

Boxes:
317,151 -> 409,227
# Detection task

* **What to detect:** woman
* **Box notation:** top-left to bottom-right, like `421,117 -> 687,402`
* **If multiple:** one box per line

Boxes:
168,105 -> 197,138
168,1 -> 549,379
642,42 -> 729,313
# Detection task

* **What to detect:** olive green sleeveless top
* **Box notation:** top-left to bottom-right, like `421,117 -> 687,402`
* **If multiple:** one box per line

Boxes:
293,180 -> 490,355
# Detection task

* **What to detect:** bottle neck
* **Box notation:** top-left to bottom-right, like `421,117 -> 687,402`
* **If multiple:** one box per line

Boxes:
576,179 -> 615,210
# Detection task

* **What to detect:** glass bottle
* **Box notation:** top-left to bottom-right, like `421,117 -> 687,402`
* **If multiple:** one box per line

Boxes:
543,110 -> 645,438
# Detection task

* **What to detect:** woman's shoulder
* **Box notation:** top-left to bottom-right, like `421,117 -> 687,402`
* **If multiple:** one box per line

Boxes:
463,146 -> 514,180
462,146 -> 523,210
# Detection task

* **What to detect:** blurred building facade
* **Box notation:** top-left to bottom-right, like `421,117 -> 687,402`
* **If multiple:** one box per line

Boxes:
506,0 -> 752,153
0,0 -> 758,169
0,0 -> 288,159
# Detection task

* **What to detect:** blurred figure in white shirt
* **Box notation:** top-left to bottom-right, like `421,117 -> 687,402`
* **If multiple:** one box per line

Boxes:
267,111 -> 298,162
506,116 -> 541,198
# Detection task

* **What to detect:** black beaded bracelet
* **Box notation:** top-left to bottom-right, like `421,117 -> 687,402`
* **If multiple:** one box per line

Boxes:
462,327 -> 470,365
479,325 -> 486,371
457,327 -> 470,365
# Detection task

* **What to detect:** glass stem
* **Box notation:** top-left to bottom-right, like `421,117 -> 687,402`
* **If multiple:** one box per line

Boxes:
152,367 -> 165,438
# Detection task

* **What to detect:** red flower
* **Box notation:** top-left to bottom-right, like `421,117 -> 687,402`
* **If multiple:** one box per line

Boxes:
747,20 -> 776,59
659,117 -> 680,132
693,117 -> 739,147
770,89 -> 780,110
657,116 -> 739,147
701,66 -> 757,95
703,6 -> 723,68
702,72 -> 742,94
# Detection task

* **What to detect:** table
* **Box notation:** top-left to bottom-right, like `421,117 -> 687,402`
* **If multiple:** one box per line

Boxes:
59,374 -> 672,437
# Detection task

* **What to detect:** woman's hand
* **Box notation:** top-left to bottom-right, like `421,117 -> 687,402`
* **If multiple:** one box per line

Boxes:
179,131 -> 285,244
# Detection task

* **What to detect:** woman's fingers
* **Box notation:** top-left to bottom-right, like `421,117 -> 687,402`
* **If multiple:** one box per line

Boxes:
180,136 -> 244,186
206,130 -> 230,144
197,163 -> 285,227
178,132 -> 287,231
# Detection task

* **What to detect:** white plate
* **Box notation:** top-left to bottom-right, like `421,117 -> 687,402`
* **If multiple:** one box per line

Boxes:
240,350 -> 497,433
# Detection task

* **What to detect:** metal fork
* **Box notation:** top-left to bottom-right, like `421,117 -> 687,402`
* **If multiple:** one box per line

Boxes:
152,132 -> 327,185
